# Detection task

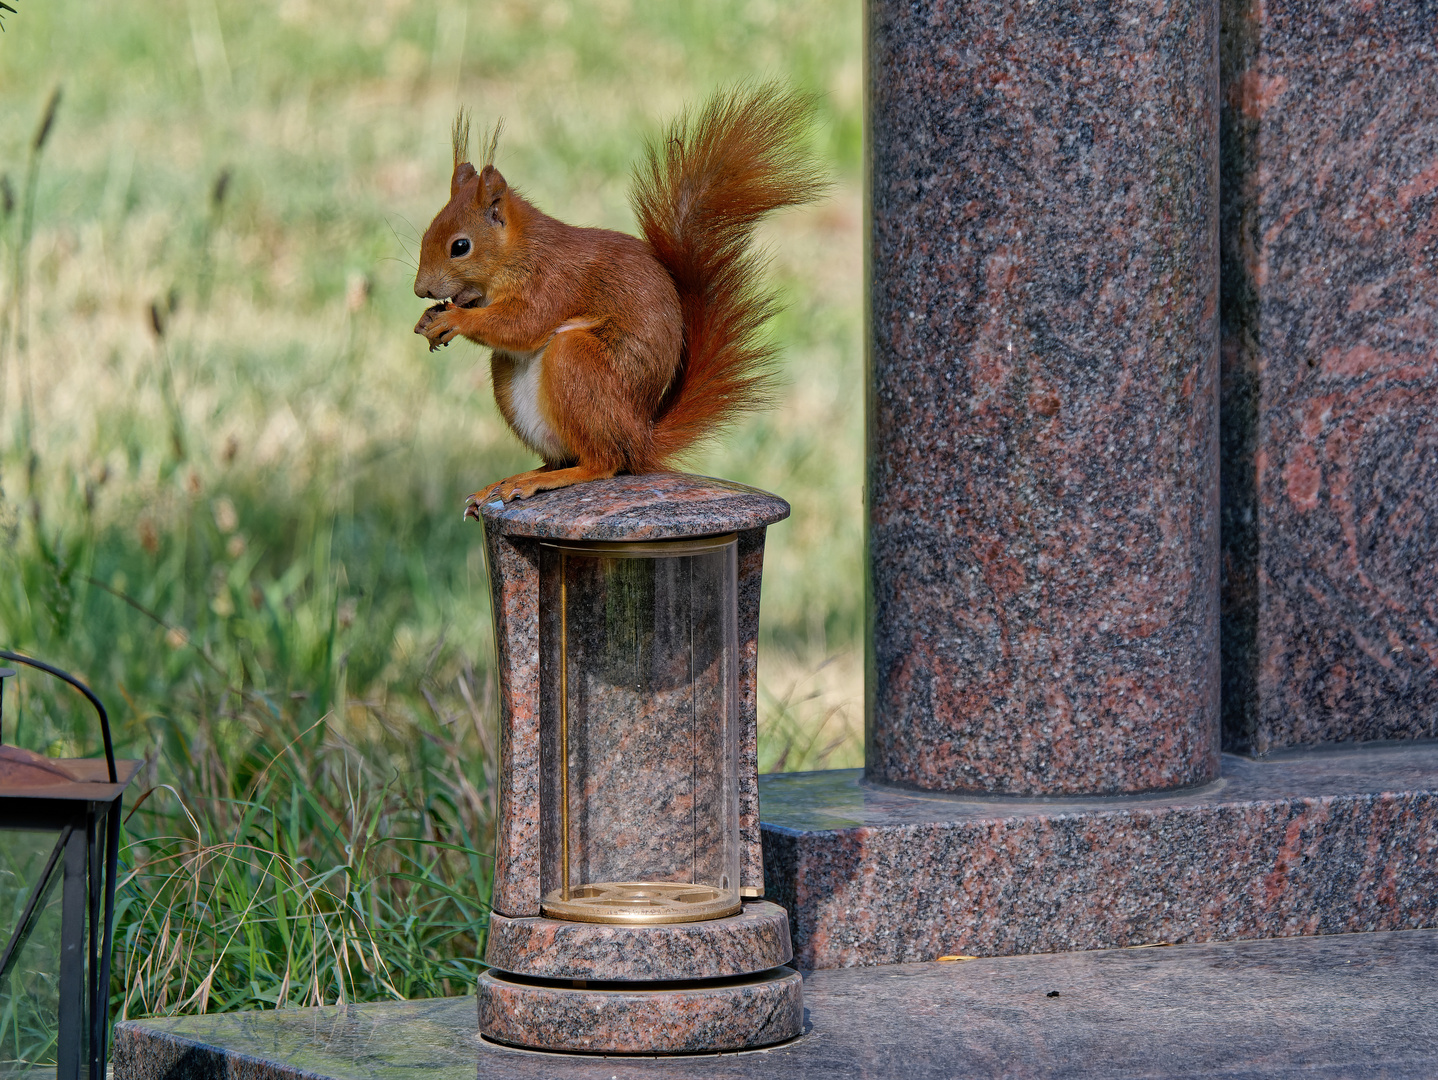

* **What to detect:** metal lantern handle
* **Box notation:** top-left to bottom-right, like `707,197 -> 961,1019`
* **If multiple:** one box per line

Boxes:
0,650 -> 117,784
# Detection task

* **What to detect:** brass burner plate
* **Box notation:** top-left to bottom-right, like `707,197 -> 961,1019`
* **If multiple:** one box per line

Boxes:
541,881 -> 741,925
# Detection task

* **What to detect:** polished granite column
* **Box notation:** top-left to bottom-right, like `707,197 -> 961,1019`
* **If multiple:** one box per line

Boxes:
759,0 -> 1438,969
1219,0 -> 1438,754
867,0 -> 1221,795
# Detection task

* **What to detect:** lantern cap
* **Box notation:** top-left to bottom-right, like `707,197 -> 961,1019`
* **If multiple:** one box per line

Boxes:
478,472 -> 790,542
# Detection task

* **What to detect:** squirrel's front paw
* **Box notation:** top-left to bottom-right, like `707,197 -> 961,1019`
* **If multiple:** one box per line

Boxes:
414,303 -> 460,351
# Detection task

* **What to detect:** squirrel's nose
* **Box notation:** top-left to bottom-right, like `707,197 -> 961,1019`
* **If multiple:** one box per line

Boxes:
414,273 -> 445,299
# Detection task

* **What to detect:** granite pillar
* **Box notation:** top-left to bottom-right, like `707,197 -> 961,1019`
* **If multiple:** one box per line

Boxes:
1219,0 -> 1438,754
867,0 -> 1221,795
759,0 -> 1438,965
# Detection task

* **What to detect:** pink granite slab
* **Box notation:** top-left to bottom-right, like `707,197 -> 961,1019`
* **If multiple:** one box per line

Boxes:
866,0 -> 1221,795
113,930 -> 1438,1079
484,901 -> 792,982
761,742 -> 1438,969
477,966 -> 803,1054
1219,0 -> 1438,753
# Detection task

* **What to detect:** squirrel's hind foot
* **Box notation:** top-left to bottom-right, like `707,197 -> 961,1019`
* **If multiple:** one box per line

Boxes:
463,464 -> 620,518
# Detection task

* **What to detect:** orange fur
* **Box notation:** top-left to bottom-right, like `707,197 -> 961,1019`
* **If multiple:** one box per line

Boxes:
412,83 -> 827,509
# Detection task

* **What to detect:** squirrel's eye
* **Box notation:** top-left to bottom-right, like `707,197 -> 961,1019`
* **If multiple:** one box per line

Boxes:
450,238 -> 471,258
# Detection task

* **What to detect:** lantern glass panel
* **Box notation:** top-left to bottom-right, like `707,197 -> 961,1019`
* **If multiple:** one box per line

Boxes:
538,535 -> 740,924
0,829 -> 74,1079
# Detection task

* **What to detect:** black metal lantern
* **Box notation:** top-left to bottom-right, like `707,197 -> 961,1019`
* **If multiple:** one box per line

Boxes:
0,651 -> 139,1080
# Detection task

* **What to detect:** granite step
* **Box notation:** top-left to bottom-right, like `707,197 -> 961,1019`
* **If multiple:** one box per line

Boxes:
760,742 -> 1438,969
115,927 -> 1438,1079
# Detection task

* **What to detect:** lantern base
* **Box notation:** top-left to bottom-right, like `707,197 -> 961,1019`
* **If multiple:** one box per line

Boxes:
477,966 -> 803,1054
541,880 -> 740,924
486,900 -> 793,982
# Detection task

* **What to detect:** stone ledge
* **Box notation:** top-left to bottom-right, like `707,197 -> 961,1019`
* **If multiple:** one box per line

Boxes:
484,901 -> 792,981
760,742 -> 1438,969
478,967 -> 802,1053
114,929 -> 1438,1078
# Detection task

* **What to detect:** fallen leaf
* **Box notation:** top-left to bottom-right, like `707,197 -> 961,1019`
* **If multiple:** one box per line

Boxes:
936,955 -> 979,962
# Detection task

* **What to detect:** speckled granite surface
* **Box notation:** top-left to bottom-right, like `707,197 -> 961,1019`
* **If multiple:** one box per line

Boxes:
483,529 -> 542,917
478,473 -> 789,542
482,475 -> 789,911
762,742 -> 1438,969
477,968 -> 803,1054
485,903 -> 792,982
1219,1 -> 1438,754
114,929 -> 1438,1078
734,530 -> 767,895
866,0 -> 1221,796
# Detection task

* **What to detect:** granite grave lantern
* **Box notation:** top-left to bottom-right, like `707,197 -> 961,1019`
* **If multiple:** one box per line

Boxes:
473,474 -> 802,1054
0,652 -> 140,1080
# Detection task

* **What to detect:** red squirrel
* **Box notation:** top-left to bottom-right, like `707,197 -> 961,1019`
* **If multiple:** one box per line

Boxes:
412,84 -> 825,516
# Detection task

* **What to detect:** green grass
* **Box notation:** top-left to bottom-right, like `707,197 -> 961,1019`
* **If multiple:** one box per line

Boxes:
0,0 -> 862,1040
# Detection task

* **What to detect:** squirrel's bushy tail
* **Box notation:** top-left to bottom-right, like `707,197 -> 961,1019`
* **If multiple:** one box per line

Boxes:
631,83 -> 828,465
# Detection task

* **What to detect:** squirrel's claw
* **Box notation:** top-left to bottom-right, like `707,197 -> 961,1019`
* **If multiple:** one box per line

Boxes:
462,484 -> 507,520
415,301 -> 460,351
463,475 -> 538,517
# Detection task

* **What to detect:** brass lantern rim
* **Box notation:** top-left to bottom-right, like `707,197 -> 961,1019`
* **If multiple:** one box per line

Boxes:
537,533 -> 737,559
541,881 -> 742,925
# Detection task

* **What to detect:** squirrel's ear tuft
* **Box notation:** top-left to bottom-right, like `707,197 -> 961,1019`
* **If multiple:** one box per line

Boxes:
478,164 -> 508,211
452,108 -> 471,170
481,119 -> 504,168
451,162 -> 477,196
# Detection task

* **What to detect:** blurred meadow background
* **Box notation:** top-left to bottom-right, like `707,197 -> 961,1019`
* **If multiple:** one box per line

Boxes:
0,0 -> 861,1040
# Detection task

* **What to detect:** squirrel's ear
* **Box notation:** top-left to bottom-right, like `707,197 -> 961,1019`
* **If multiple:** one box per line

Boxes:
450,162 -> 477,196
478,164 -> 508,216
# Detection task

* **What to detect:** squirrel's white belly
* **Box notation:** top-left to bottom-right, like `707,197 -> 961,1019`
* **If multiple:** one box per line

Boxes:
500,347 -> 571,463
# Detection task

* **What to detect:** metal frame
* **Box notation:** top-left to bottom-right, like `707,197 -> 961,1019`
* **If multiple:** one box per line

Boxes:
0,650 -> 129,1080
